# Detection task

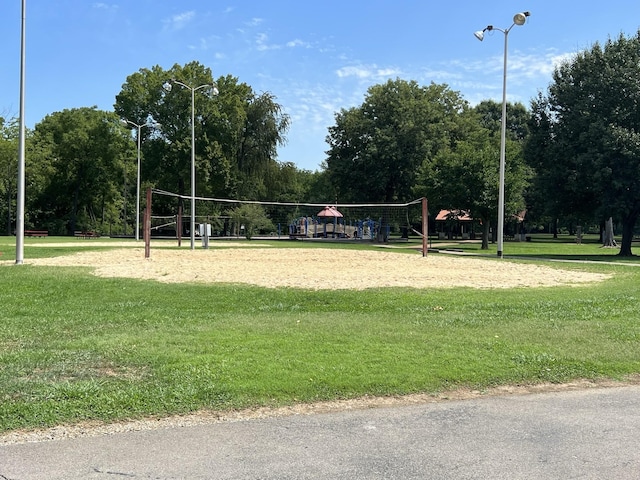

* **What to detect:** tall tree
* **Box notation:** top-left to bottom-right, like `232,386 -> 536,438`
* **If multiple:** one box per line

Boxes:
0,118 -> 19,234
325,79 -> 469,203
31,107 -> 131,234
474,99 -> 530,142
426,104 -> 531,249
114,62 -> 290,206
527,32 -> 640,256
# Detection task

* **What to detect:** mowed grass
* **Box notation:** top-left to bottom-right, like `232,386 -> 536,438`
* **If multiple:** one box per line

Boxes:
0,235 -> 639,433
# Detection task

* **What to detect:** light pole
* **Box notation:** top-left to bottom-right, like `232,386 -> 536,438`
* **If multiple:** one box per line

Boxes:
163,80 -> 218,250
15,0 -> 26,265
121,119 -> 157,241
474,11 -> 530,258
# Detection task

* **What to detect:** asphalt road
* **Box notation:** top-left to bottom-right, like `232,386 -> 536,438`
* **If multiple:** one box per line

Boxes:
2,385 -> 639,479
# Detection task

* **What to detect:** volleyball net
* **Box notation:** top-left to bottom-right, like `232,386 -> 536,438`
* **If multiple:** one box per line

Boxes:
143,188 -> 428,255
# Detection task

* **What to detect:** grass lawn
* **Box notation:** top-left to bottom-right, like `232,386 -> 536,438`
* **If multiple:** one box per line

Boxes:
1,234 -> 639,433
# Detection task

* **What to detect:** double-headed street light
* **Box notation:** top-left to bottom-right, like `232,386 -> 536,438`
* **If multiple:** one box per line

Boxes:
163,79 -> 218,250
474,11 -> 530,258
121,118 -> 157,241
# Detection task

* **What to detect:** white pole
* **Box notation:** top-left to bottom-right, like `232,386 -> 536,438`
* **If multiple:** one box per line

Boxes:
136,125 -> 141,241
497,29 -> 508,259
190,87 -> 196,250
15,0 -> 26,265
474,12 -> 529,258
164,80 -> 216,250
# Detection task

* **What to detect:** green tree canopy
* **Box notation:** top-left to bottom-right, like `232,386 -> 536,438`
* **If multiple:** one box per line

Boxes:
325,79 -> 469,203
114,61 -> 290,207
526,31 -> 640,255
30,107 -> 132,234
0,117 -> 19,234
421,102 -> 531,249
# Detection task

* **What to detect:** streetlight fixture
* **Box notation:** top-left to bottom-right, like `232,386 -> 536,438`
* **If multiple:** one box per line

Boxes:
121,118 -> 158,241
474,11 -> 530,258
163,79 -> 218,250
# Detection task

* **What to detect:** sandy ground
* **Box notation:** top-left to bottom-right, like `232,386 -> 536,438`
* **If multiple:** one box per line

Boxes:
20,242 -> 611,290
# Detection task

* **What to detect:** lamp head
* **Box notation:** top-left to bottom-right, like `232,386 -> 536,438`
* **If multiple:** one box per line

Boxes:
162,81 -> 172,92
513,11 -> 530,26
211,86 -> 219,96
473,25 -> 493,42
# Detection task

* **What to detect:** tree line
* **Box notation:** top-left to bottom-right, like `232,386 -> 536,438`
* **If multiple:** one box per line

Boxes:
2,31 -> 640,255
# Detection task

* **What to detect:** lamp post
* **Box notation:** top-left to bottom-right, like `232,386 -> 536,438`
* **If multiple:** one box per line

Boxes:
121,119 -> 156,241
15,0 -> 26,265
163,80 -> 218,250
474,11 -> 530,258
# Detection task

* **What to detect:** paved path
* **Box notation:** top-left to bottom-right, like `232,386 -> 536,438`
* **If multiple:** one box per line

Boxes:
2,385 -> 639,479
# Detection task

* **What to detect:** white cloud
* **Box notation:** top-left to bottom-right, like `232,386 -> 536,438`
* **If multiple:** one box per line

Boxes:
164,11 -> 195,31
246,17 -> 264,27
335,64 -> 402,80
336,66 -> 372,79
256,32 -> 282,51
452,49 -> 576,81
92,3 -> 117,10
286,39 -> 309,48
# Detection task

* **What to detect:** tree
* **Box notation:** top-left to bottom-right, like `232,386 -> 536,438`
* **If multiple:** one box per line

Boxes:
228,203 -> 274,239
234,91 -> 290,199
602,217 -> 618,247
0,118 -> 19,234
114,62 -> 290,206
528,32 -> 640,256
427,103 -> 531,249
325,79 -> 469,203
474,99 -> 530,142
31,107 -> 132,234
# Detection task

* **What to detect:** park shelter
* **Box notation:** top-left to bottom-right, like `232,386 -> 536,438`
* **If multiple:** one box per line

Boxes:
435,209 -> 474,239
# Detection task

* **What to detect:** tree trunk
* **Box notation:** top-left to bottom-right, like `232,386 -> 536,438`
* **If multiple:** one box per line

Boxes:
481,220 -> 490,250
70,186 -> 79,235
599,220 -> 604,243
602,217 -> 618,248
5,183 -> 12,235
619,213 -> 638,257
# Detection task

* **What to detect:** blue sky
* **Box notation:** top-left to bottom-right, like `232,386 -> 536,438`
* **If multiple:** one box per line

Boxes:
2,1 -> 640,171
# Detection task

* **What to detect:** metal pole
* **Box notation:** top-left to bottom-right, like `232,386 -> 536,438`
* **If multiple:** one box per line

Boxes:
190,87 -> 196,250
15,0 -> 26,265
497,29 -> 509,258
136,125 -> 141,241
422,197 -> 428,257
144,188 -> 151,258
165,80 -> 215,250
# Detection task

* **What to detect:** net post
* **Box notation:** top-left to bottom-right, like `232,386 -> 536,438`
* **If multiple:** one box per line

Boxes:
144,188 -> 151,258
422,197 -> 428,257
177,206 -> 183,247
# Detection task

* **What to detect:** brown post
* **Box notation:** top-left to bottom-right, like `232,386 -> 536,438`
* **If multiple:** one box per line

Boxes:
177,206 -> 183,247
144,188 -> 151,258
422,197 -> 428,257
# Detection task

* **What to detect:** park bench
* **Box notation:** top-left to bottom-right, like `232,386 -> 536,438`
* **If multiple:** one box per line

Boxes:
24,230 -> 48,237
74,231 -> 99,239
